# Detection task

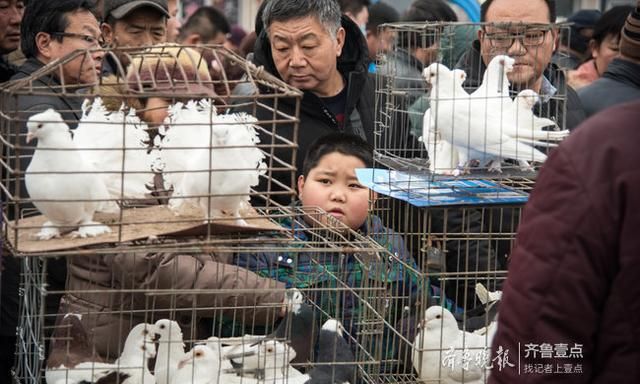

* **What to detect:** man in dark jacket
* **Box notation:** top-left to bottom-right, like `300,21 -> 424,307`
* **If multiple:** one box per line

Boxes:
251,0 -> 375,205
456,0 -> 586,131
0,0 -> 23,82
2,1 -> 102,381
489,100 -> 640,383
578,1 -> 640,118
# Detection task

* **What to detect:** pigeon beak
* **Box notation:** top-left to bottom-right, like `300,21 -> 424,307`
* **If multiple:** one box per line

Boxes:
26,132 -> 35,143
177,352 -> 192,370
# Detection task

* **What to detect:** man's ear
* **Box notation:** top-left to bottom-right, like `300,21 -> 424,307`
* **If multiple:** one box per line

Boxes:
588,39 -> 598,58
551,29 -> 559,52
101,22 -> 114,46
335,27 -> 346,56
297,175 -> 306,199
182,33 -> 201,45
35,32 -> 53,60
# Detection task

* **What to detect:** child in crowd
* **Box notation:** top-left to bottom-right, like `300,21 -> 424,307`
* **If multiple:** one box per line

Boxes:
234,133 -> 455,370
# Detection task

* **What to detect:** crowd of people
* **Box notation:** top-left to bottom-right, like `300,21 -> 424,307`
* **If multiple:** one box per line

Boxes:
1,0 -> 639,382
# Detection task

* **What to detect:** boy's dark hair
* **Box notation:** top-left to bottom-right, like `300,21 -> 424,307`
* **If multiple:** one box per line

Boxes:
366,1 -> 399,33
21,0 -> 97,58
592,5 -> 633,46
398,0 -> 457,49
481,0 -> 556,23
302,133 -> 373,178
338,0 -> 371,16
178,6 -> 231,43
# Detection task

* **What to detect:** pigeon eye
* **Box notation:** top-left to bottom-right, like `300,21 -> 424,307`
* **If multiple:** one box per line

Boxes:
195,351 -> 203,357
159,324 -> 165,329
37,123 -> 43,129
143,329 -> 149,335
267,347 -> 274,353
141,345 -> 147,351
435,314 -> 441,319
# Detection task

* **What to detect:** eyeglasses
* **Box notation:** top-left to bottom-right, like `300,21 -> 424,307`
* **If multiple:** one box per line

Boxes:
50,32 -> 105,48
483,29 -> 550,49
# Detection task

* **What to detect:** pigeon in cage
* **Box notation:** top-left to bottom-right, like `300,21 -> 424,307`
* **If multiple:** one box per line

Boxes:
95,323 -> 158,384
472,55 -> 568,147
73,97 -> 155,200
304,318 -> 357,384
170,344 -> 221,384
419,69 -> 466,174
222,339 -> 299,381
222,289 -> 317,368
25,109 -> 116,240
424,62 -> 547,173
154,319 -> 186,384
159,99 -> 266,225
46,313 -> 124,384
412,306 -> 493,384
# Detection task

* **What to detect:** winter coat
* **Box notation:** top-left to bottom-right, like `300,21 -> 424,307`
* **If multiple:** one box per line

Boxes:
249,16 -> 376,205
489,100 -> 640,384
0,56 -> 16,83
455,40 -> 586,131
577,58 -> 640,118
1,58 -> 83,340
60,246 -> 286,360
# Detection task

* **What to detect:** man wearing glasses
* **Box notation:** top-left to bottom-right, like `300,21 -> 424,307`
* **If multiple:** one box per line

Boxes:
456,0 -> 585,131
10,0 -> 104,119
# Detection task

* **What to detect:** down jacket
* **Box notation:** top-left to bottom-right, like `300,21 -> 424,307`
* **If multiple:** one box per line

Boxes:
489,100 -> 640,383
61,247 -> 286,360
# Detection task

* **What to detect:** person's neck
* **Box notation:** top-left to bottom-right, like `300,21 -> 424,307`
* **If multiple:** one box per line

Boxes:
314,71 -> 345,98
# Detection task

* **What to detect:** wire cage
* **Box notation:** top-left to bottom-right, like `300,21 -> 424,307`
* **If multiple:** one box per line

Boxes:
12,206 -> 401,384
361,248 -> 505,384
374,21 -> 572,179
0,44 -> 302,254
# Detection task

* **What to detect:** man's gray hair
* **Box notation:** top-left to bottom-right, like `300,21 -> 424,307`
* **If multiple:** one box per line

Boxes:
262,0 -> 342,39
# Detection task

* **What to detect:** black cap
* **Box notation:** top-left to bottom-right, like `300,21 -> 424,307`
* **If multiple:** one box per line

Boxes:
104,0 -> 169,20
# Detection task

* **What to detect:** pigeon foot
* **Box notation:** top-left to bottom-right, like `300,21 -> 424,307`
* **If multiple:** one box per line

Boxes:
35,222 -> 61,240
71,222 -> 111,238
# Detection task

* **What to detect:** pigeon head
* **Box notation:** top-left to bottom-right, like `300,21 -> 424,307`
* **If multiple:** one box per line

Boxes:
257,340 -> 296,368
487,55 -> 515,74
422,63 -> 453,85
154,319 -> 185,350
452,69 -> 467,87
516,89 -> 540,109
177,345 -> 218,371
122,323 -> 158,359
321,318 -> 345,337
284,288 -> 305,314
26,109 -> 69,143
419,306 -> 457,332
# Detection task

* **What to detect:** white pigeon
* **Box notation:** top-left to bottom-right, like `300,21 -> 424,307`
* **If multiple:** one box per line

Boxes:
107,323 -> 158,384
469,55 -> 567,153
510,89 -> 569,145
170,345 -> 221,384
424,62 -> 547,173
420,69 -> 465,174
25,109 -> 114,240
159,99 -> 266,225
154,319 -> 186,384
74,97 -> 155,200
412,306 -> 494,384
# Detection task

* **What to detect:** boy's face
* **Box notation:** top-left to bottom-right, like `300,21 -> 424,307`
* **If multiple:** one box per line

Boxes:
298,152 -> 371,231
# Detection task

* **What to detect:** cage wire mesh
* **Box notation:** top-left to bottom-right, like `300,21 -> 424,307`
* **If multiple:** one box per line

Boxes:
0,44 -> 302,253
374,21 -> 572,182
363,20 -> 557,383
11,206 -> 400,384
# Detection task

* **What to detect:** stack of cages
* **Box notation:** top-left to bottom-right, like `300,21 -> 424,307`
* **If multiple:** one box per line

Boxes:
0,45 -> 389,383
363,21 -> 573,382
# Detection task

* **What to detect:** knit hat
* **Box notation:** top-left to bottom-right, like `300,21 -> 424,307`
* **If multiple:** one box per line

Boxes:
620,1 -> 640,60
126,44 -> 216,97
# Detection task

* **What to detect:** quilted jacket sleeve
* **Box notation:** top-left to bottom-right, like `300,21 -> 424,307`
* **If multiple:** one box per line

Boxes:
107,251 -> 286,325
